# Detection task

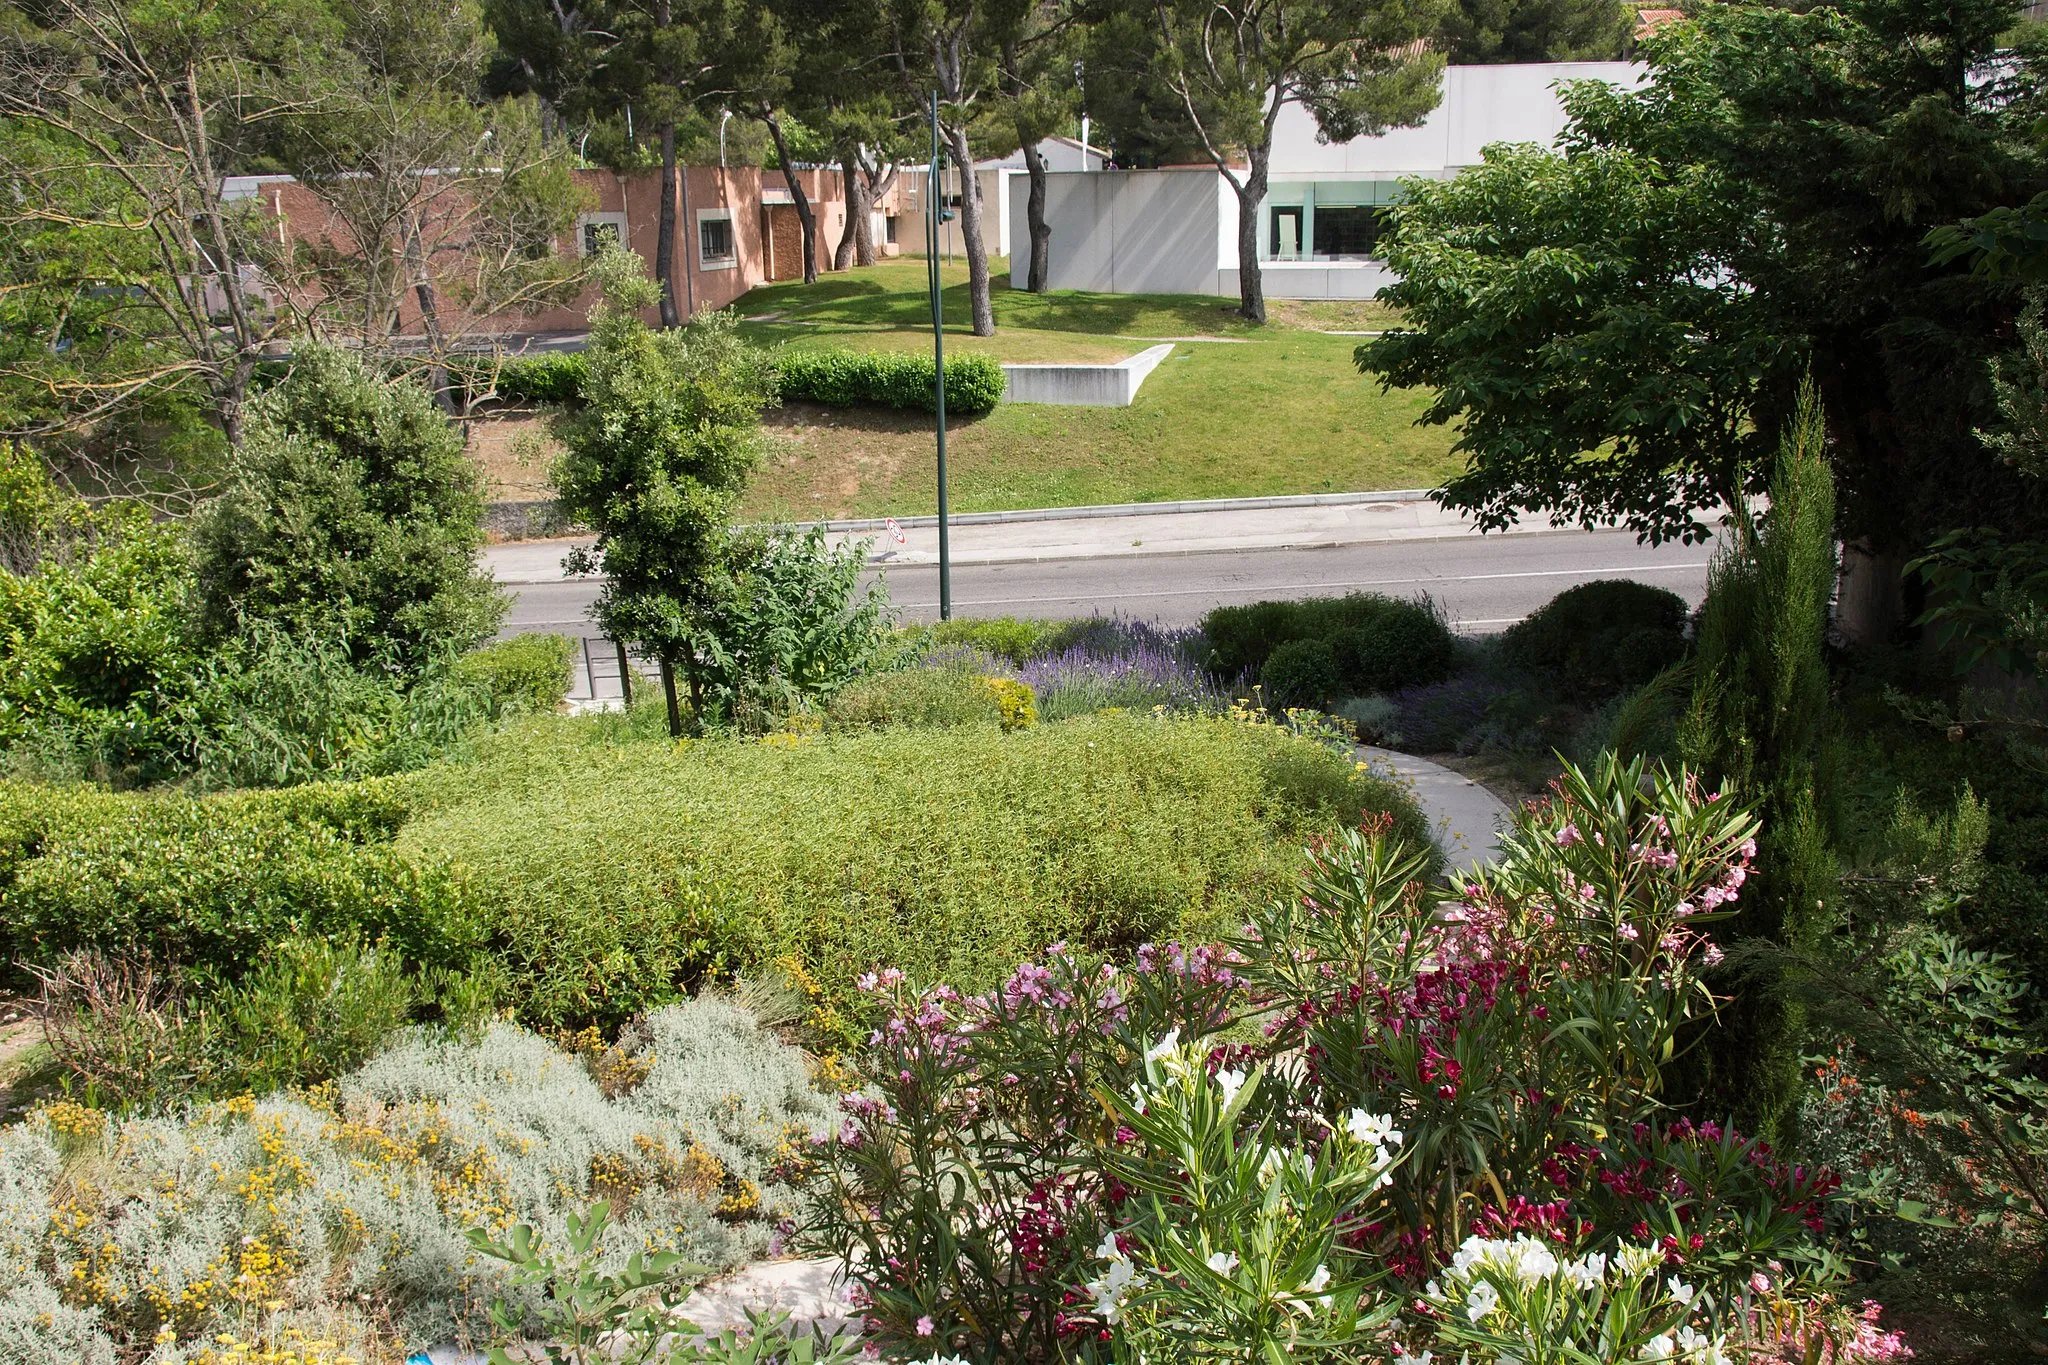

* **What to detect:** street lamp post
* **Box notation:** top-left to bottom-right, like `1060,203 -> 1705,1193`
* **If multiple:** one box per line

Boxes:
927,90 -> 953,621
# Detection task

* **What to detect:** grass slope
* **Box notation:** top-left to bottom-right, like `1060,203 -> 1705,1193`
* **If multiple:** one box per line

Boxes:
727,259 -> 1456,520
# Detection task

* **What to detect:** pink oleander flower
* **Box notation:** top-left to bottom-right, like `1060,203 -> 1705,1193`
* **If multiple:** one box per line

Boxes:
917,1316 -> 935,1337
1556,822 -> 1582,847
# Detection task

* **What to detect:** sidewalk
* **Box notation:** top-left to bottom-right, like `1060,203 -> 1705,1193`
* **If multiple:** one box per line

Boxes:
483,490 -> 1558,584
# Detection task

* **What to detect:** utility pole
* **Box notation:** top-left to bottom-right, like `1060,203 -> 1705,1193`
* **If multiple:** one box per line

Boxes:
928,90 -> 952,620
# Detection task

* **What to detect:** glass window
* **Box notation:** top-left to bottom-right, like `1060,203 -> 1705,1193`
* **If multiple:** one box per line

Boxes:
1269,205 -> 1304,260
578,214 -> 625,257
1311,206 -> 1388,260
699,214 -> 735,264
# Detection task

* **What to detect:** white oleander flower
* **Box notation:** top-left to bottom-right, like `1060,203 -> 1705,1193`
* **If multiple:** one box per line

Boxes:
1206,1250 -> 1240,1276
1638,1332 -> 1676,1361
1667,1275 -> 1696,1307
1563,1252 -> 1608,1289
1303,1264 -> 1330,1293
1615,1243 -> 1666,1278
1096,1229 -> 1124,1262
1345,1109 -> 1402,1146
1214,1068 -> 1247,1111
1144,1029 -> 1181,1064
1464,1279 -> 1499,1321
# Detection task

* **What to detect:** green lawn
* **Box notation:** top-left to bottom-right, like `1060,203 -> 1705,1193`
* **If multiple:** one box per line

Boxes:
728,259 -> 1453,519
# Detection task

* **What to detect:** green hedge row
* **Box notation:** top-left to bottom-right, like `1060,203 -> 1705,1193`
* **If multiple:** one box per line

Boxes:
474,347 -> 1006,416
773,348 -> 1006,415
0,710 -> 1429,1034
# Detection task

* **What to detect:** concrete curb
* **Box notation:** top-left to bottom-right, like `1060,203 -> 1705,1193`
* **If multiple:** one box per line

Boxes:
816,488 -> 1438,534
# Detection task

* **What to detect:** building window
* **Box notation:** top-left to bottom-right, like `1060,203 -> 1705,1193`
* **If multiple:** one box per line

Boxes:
884,214 -> 899,245
1311,205 -> 1389,260
578,212 -> 626,257
1270,205 -> 1305,260
698,211 -> 736,269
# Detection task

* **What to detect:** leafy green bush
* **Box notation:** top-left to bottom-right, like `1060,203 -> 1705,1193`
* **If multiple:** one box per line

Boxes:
190,343 -> 505,674
36,935 -> 422,1111
0,778 -> 485,988
1335,597 -> 1458,694
774,348 -> 1005,416
399,711 -> 1425,1029
825,662 -> 1005,731
1260,638 -> 1344,707
912,615 -> 1063,665
1502,579 -> 1689,695
453,633 -> 576,715
1204,593 -> 1449,686
484,351 -> 590,404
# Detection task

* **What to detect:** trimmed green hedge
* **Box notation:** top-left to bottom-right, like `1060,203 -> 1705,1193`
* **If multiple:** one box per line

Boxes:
475,348 -> 1006,416
398,710 -> 1426,1028
774,348 -> 1005,415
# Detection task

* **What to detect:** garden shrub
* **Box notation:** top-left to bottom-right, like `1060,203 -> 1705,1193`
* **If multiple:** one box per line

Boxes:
189,343 -> 504,674
1337,597 -> 1458,693
0,778 -> 483,989
1201,599 -> 1302,678
813,755 -> 1853,1364
35,935 -> 424,1111
775,348 -> 1005,416
399,711 -> 1425,1029
1017,618 -> 1222,721
1260,637 -> 1343,707
452,633 -> 575,715
915,615 -> 1061,665
825,656 -> 1007,731
481,350 -> 589,404
0,998 -> 828,1361
1502,578 -> 1689,695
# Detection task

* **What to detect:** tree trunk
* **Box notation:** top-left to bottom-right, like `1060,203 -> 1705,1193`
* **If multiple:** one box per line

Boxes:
834,151 -> 866,271
659,657 -> 682,737
401,211 -> 456,413
656,121 -> 681,328
1836,538 -> 1907,649
1019,130 -> 1051,292
763,113 -> 819,285
1232,147 -> 1269,324
858,160 -> 896,267
944,122 -> 995,336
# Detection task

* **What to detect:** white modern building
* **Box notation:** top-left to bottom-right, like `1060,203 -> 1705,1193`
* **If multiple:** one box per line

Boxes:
898,135 -> 1112,259
1012,62 -> 1643,300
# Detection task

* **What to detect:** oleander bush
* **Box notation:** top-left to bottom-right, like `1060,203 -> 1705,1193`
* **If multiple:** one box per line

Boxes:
398,709 -> 1428,1030
774,348 -> 1006,416
0,998 -> 828,1362
810,755 -> 1872,1364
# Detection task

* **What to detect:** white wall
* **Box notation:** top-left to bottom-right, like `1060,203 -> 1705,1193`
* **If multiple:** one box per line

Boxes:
1019,169 -> 1231,296
898,166 -> 1008,257
1267,61 -> 1644,177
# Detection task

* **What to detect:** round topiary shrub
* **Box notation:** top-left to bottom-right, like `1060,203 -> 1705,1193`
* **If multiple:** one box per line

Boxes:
1260,638 -> 1343,708
1344,601 -> 1458,694
1503,580 -> 1689,695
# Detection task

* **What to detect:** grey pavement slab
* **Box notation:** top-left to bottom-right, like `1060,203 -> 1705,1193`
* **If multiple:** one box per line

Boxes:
1359,745 -> 1512,876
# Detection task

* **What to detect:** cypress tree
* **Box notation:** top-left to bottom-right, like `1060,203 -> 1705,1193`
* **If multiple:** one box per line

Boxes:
1676,380 -> 1840,1140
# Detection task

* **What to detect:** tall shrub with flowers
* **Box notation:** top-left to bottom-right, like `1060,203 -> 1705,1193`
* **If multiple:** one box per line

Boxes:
807,754 -> 1874,1363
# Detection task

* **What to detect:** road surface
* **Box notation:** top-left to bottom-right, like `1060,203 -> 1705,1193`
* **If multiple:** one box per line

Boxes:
503,527 -> 1715,635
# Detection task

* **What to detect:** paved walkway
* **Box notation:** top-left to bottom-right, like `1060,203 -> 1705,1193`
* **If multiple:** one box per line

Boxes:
1358,745 -> 1512,876
483,490 -> 1572,584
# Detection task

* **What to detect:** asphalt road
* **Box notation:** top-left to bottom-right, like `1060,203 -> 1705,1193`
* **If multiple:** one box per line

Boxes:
502,528 -> 1716,635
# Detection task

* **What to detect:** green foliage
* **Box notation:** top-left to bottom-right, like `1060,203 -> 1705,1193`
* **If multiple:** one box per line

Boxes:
469,1202 -> 860,1365
35,935 -> 422,1111
1261,637 -> 1344,708
190,344 -> 505,673
171,626 -> 498,789
1439,0 -> 1630,62
1337,597 -> 1457,694
684,526 -> 892,728
775,348 -> 1006,416
1676,385 -> 1841,1139
399,711 -> 1421,1029
484,351 -> 591,404
550,250 -> 773,726
825,660 -> 1007,731
1360,0 -> 2048,558
453,633 -> 577,716
1211,593 -> 1457,699
1503,579 -> 1690,697
914,615 -> 1062,665
0,777 -> 485,991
